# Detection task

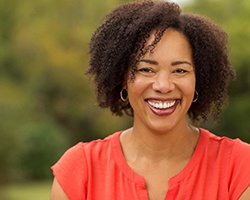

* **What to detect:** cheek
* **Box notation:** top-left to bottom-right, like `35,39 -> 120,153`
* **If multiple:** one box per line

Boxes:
176,74 -> 196,95
127,80 -> 142,98
182,77 -> 196,97
127,78 -> 148,102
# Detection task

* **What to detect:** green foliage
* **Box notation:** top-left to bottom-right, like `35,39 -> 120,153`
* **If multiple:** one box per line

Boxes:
16,121 -> 70,180
3,181 -> 51,200
0,79 -> 70,181
0,0 -> 131,185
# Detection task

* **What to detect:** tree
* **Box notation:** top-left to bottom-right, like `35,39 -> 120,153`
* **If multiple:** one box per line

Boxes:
0,0 -> 132,183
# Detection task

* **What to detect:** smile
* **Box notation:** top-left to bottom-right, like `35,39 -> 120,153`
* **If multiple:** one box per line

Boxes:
147,100 -> 176,109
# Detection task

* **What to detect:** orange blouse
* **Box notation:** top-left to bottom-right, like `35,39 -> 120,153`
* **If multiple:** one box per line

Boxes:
51,128 -> 250,199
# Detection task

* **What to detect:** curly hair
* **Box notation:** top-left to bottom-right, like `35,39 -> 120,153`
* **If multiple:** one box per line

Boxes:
87,0 -> 236,124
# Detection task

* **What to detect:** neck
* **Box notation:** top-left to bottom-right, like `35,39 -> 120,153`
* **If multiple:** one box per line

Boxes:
120,123 -> 200,162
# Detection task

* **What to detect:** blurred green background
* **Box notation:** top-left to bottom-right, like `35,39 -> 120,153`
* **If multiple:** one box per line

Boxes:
0,0 -> 249,199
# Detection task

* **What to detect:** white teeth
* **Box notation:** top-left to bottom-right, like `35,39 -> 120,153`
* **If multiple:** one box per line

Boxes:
148,100 -> 176,109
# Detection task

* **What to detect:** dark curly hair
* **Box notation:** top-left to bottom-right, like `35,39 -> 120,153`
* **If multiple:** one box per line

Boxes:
87,0 -> 236,124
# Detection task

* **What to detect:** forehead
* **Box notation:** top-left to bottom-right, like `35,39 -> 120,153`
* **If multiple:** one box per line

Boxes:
142,28 -> 192,60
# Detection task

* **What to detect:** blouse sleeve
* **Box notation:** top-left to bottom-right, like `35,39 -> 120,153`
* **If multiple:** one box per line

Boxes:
228,139 -> 250,199
51,142 -> 88,200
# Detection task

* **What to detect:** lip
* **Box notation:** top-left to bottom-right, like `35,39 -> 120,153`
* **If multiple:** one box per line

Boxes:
146,98 -> 179,116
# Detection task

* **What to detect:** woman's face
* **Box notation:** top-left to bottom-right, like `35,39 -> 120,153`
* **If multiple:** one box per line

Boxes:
126,28 -> 196,133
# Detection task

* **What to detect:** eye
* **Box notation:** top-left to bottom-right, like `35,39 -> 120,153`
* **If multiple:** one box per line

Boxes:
137,67 -> 155,73
173,68 -> 188,74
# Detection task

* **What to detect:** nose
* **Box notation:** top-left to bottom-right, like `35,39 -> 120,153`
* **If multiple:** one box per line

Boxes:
152,72 -> 175,93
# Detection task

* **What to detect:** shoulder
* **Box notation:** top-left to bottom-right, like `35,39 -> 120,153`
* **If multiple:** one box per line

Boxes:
228,137 -> 250,172
50,131 -> 122,200
57,131 -> 121,164
200,128 -> 250,152
201,128 -> 250,162
232,137 -> 250,155
200,128 -> 250,198
82,131 -> 121,157
228,138 -> 250,198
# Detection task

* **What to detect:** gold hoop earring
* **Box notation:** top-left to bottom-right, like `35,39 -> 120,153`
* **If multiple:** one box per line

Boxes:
193,90 -> 199,102
120,88 -> 128,102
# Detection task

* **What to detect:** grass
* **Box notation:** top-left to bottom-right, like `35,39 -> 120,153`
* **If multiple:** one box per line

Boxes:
2,180 -> 52,200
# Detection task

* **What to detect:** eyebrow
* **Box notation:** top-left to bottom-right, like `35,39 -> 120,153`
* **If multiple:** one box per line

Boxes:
139,59 -> 158,65
139,59 -> 193,67
172,61 -> 193,67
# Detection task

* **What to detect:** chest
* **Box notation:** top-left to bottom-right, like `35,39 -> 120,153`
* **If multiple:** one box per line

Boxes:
125,157 -> 192,200
86,159 -> 230,200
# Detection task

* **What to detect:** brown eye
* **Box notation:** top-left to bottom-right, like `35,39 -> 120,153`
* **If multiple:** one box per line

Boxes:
138,68 -> 154,73
173,69 -> 188,74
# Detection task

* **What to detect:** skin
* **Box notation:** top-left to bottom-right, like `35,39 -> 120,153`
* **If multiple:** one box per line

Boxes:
239,186 -> 250,200
50,28 -> 250,200
50,178 -> 69,200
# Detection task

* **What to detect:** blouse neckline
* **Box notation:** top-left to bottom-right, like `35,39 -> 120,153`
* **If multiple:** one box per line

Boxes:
111,128 -> 207,187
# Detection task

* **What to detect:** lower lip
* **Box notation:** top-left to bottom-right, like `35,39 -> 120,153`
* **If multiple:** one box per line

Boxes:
147,101 -> 179,116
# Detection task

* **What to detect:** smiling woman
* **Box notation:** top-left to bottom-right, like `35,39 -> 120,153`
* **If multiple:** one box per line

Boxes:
50,1 -> 250,200
126,28 -> 196,134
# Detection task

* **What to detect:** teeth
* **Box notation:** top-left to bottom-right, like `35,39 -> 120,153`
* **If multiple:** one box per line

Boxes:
148,100 -> 176,109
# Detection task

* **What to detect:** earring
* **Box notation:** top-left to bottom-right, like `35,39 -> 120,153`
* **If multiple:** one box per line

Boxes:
193,90 -> 199,102
120,88 -> 128,102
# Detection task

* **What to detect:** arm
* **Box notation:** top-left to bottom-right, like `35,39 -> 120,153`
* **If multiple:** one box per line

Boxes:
50,178 -> 69,200
51,142 -> 88,200
239,186 -> 250,200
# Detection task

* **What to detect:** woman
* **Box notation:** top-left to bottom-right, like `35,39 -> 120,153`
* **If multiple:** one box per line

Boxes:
50,1 -> 250,199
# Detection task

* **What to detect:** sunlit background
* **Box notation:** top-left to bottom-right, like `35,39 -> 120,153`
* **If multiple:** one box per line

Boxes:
0,0 -> 249,199
170,0 -> 193,6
